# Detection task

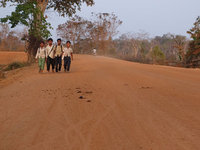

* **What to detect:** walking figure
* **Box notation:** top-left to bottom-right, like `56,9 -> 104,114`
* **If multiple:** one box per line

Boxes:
54,38 -> 63,72
92,48 -> 97,56
46,38 -> 55,72
35,41 -> 46,73
63,41 -> 73,72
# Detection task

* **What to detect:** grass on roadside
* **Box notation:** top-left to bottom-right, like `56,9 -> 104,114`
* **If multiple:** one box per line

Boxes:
0,65 -> 5,79
0,62 -> 31,79
3,62 -> 31,71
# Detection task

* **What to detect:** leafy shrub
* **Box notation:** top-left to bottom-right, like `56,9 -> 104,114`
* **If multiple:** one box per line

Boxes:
151,46 -> 165,63
3,62 -> 30,71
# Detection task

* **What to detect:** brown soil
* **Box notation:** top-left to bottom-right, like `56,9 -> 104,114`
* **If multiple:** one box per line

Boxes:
0,51 -> 27,65
0,55 -> 200,150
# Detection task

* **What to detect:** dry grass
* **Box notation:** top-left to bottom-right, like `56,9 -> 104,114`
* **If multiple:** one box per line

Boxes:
0,51 -> 27,65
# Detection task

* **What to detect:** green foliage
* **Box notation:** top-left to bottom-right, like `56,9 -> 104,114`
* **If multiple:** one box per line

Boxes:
140,41 -> 149,60
1,0 -> 94,17
1,1 -> 52,39
1,2 -> 34,27
186,16 -> 200,63
108,48 -> 116,55
151,46 -> 165,62
3,62 -> 30,71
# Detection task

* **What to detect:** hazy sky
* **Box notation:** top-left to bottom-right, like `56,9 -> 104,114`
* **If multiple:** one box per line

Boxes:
1,0 -> 200,38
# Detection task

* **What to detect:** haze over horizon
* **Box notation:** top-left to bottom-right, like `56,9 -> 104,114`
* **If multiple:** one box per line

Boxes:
1,0 -> 200,39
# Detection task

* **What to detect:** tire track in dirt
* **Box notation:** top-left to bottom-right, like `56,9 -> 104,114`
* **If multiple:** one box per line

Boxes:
0,55 -> 200,150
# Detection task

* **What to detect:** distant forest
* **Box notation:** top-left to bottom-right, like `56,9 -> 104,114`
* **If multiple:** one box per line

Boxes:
1,13 -> 200,67
56,13 -> 200,67
0,23 -> 25,51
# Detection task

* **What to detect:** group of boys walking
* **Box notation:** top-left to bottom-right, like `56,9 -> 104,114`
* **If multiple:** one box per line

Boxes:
35,38 -> 73,73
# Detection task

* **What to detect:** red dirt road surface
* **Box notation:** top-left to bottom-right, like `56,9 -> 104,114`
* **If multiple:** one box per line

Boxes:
0,55 -> 200,150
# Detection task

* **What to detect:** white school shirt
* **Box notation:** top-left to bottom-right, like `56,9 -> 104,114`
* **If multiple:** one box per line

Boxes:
54,45 -> 63,57
46,45 -> 55,59
35,47 -> 46,59
62,47 -> 73,59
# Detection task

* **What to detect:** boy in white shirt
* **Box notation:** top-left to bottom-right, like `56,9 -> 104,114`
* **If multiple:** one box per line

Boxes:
46,38 -> 55,72
35,41 -> 46,73
62,41 -> 73,72
93,48 -> 97,56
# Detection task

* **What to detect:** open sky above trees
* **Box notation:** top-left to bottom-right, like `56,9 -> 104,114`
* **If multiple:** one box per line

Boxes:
0,0 -> 200,39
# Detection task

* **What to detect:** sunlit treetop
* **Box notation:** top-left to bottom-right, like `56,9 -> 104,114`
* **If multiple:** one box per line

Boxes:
0,0 -> 95,17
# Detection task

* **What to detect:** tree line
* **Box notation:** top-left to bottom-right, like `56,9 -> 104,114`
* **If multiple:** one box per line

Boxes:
0,0 -> 200,67
56,14 -> 191,67
113,32 -> 188,66
57,13 -> 122,55
0,23 -> 25,51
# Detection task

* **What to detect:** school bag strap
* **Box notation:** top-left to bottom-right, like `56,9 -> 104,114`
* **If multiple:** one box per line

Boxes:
61,45 -> 64,53
48,45 -> 55,56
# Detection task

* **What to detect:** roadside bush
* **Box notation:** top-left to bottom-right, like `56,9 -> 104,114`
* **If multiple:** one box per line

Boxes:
3,62 -> 30,71
0,70 -> 5,79
151,46 -> 165,63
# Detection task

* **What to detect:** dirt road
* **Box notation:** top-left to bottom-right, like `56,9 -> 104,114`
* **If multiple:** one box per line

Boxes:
0,55 -> 200,150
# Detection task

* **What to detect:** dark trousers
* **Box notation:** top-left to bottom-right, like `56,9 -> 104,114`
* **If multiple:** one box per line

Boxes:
55,56 -> 62,72
64,56 -> 71,71
47,56 -> 55,71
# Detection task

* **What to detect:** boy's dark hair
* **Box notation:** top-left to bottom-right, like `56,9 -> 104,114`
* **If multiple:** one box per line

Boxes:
66,41 -> 71,44
48,38 -> 53,42
57,38 -> 62,42
40,41 -> 45,44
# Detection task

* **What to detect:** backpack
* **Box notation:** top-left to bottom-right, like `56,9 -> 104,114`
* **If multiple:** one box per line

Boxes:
55,45 -> 63,54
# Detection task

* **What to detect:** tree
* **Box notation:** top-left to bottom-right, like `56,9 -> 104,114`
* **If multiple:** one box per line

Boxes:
0,23 -> 9,50
1,0 -> 94,61
1,0 -> 94,17
57,13 -> 122,54
115,34 -> 132,56
1,1 -> 52,61
153,34 -> 175,61
115,32 -> 150,59
0,23 -> 9,39
91,13 -> 122,54
186,16 -> 200,65
57,15 -> 91,52
152,33 -> 188,62
172,35 -> 187,62
151,46 -> 165,63
0,23 -> 25,51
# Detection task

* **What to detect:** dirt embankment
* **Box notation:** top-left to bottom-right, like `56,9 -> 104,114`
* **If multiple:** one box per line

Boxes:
0,51 -> 27,65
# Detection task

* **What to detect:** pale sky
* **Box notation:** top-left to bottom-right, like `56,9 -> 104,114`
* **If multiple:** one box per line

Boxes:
1,0 -> 200,39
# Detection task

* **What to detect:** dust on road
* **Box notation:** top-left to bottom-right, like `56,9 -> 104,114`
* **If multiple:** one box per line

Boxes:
0,55 -> 200,150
